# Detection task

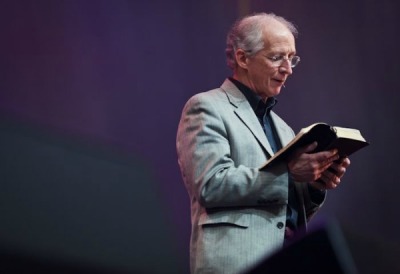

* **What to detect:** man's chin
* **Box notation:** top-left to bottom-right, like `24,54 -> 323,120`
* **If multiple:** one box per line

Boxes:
260,87 -> 281,99
269,88 -> 282,97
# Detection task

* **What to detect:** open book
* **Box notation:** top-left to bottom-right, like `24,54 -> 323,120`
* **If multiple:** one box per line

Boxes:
260,123 -> 369,169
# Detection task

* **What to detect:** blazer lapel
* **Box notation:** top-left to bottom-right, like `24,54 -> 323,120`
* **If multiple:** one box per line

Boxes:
220,79 -> 274,157
271,112 -> 294,147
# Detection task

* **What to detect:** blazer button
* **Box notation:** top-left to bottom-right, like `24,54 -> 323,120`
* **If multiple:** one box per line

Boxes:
277,222 -> 284,229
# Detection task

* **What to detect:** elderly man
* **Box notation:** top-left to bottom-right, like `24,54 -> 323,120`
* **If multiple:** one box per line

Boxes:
176,13 -> 350,274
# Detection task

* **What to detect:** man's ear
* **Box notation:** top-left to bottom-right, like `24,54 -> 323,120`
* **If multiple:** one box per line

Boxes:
235,49 -> 248,70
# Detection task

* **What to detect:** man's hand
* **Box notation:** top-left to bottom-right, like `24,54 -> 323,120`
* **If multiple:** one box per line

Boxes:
287,142 -> 351,190
312,157 -> 351,189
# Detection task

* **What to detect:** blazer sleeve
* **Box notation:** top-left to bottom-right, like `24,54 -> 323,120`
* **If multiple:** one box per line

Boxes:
176,93 -> 289,209
304,185 -> 327,221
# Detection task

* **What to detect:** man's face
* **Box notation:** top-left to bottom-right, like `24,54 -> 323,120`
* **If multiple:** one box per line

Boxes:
243,25 -> 296,100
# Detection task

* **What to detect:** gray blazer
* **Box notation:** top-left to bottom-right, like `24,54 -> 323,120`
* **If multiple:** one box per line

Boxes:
177,79 -> 325,274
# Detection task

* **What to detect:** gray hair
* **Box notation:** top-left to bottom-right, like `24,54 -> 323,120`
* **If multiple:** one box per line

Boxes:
225,12 -> 298,70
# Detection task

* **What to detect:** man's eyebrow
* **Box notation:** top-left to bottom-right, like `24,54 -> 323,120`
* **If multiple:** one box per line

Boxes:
264,51 -> 296,56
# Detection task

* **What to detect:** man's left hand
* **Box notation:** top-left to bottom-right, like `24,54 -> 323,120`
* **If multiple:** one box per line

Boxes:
309,157 -> 351,190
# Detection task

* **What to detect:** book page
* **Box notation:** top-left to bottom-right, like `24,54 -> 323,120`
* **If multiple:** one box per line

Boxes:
333,126 -> 366,142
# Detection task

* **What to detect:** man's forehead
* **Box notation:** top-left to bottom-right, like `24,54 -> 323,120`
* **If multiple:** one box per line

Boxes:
261,20 -> 293,37
261,26 -> 296,53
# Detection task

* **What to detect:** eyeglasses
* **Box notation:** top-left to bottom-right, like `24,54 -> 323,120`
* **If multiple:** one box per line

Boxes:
267,55 -> 301,68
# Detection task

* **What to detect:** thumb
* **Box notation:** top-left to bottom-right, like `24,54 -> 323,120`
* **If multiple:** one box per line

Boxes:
298,141 -> 318,155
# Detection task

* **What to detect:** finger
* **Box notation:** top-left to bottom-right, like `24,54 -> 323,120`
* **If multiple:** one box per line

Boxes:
303,141 -> 318,153
320,160 -> 335,171
341,157 -> 351,168
319,170 -> 341,189
318,150 -> 340,164
292,142 -> 318,159
328,161 -> 348,178
324,169 -> 341,183
307,151 -> 339,173
315,156 -> 338,175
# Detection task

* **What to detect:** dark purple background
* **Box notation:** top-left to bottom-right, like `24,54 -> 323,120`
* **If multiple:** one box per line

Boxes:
1,0 -> 400,272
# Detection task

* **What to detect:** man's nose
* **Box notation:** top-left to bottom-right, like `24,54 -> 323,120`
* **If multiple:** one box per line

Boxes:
279,62 -> 293,75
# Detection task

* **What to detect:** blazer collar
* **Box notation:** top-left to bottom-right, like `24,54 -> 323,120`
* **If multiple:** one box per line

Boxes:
220,79 -> 275,156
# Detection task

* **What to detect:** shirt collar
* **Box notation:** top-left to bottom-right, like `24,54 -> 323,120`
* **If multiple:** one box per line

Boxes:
229,77 -> 278,114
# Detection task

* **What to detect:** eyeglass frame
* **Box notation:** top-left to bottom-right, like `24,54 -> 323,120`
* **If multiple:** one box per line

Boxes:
266,55 -> 301,68
241,49 -> 301,68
